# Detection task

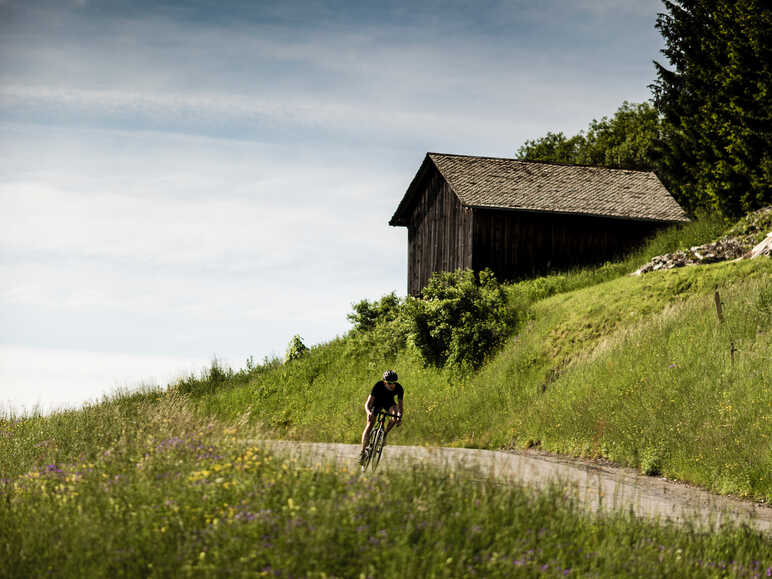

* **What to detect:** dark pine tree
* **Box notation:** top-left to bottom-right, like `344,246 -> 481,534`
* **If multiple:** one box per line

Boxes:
651,0 -> 772,218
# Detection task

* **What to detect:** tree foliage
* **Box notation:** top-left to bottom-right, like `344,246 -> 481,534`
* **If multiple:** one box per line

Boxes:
516,131 -> 586,166
652,0 -> 772,218
517,102 -> 662,172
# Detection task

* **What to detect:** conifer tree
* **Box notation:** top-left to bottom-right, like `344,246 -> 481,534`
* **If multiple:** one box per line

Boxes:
651,0 -> 772,218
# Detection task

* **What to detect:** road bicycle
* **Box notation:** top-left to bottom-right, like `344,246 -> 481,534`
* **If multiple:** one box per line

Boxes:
360,410 -> 400,472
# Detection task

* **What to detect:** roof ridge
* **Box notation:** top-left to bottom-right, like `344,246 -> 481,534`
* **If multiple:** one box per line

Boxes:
426,151 -> 656,175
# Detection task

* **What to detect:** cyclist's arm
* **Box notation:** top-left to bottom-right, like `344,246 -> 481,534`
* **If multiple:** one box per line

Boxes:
396,399 -> 404,420
364,394 -> 375,415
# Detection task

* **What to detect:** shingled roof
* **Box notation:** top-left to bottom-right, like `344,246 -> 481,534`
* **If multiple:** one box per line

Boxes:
390,153 -> 689,226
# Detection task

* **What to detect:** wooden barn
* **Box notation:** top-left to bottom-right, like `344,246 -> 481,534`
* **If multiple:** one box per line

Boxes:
389,153 -> 689,296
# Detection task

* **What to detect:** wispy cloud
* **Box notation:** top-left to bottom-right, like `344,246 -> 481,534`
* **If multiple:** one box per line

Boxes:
1,0 -> 660,147
0,0 -> 665,411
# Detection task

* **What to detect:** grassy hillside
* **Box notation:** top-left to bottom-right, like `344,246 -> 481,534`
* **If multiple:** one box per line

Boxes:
3,395 -> 771,577
187,213 -> 772,501
196,259 -> 771,497
2,212 -> 771,576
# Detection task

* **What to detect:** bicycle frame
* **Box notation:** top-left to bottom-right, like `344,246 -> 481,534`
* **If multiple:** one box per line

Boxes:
361,410 -> 399,472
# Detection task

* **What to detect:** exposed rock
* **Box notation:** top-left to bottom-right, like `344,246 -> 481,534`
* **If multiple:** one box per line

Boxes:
632,206 -> 771,275
747,233 -> 772,259
723,206 -> 772,245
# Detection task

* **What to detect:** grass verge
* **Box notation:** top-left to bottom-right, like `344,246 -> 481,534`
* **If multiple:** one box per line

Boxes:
2,396 -> 770,578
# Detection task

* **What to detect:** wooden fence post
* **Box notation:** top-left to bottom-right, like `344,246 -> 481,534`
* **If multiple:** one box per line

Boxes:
714,290 -> 724,323
714,289 -> 735,365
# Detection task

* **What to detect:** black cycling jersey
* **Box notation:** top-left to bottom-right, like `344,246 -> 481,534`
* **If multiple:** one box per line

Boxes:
370,380 -> 403,412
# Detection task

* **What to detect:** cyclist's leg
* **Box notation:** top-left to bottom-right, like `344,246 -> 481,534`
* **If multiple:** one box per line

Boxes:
361,410 -> 378,451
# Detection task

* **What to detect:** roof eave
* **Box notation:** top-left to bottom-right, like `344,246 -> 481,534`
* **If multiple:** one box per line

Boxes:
465,203 -> 690,224
389,153 -> 435,227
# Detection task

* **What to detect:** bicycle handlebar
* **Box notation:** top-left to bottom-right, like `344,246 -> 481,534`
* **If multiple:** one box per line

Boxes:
373,410 -> 401,418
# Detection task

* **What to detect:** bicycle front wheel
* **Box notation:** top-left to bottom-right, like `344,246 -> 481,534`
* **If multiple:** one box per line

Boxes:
361,429 -> 376,472
371,426 -> 387,470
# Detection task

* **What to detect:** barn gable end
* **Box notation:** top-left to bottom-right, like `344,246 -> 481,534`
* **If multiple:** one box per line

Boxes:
391,153 -> 689,296
393,157 -> 474,295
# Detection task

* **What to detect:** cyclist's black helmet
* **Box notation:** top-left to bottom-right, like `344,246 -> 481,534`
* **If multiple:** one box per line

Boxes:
382,370 -> 398,382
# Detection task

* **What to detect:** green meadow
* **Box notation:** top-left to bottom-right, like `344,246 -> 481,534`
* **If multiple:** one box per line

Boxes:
196,214 -> 771,501
3,211 -> 771,576
3,395 -> 771,577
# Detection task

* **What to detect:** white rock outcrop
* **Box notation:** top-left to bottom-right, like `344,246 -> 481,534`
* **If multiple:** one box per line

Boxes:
747,232 -> 772,259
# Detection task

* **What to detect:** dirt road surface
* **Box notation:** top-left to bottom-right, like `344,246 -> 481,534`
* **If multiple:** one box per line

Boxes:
260,440 -> 772,535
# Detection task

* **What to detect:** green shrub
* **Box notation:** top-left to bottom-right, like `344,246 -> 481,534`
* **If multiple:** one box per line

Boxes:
285,335 -> 309,362
347,295 -> 409,362
404,269 -> 517,369
640,447 -> 664,476
347,292 -> 402,332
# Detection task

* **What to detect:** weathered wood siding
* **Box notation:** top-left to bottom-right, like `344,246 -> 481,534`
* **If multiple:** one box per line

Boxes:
407,167 -> 473,295
472,209 -> 665,281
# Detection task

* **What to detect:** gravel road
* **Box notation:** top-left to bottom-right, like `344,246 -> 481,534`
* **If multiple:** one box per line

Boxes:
259,440 -> 772,535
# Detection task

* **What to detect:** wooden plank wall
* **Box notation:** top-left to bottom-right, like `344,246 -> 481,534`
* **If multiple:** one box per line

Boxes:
407,167 -> 473,295
403,170 -> 668,294
472,209 -> 665,281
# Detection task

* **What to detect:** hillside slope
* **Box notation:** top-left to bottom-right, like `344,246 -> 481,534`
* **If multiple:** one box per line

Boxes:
198,254 -> 771,500
3,213 -> 771,577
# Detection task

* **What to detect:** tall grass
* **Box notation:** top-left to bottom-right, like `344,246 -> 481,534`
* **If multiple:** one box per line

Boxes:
194,257 -> 772,500
506,275 -> 772,497
2,397 -> 770,577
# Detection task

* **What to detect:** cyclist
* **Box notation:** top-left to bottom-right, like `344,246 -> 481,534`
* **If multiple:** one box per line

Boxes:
359,370 -> 404,464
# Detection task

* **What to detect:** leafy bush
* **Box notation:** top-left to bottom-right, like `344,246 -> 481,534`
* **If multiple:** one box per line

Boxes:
347,293 -> 408,361
347,292 -> 402,332
285,335 -> 309,363
404,269 -> 517,369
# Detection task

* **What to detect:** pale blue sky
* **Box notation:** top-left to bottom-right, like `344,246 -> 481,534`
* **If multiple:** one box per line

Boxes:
1,0 -> 665,412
